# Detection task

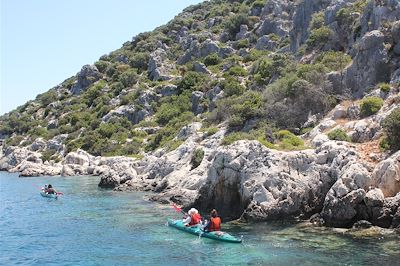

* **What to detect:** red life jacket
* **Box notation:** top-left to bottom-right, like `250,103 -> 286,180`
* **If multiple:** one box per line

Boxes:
189,213 -> 202,225
209,217 -> 221,231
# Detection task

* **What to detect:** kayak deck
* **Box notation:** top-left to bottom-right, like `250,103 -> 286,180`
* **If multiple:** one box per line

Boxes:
167,219 -> 242,243
40,191 -> 58,199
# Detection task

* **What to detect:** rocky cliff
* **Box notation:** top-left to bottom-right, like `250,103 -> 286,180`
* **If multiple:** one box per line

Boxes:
1,0 -> 400,230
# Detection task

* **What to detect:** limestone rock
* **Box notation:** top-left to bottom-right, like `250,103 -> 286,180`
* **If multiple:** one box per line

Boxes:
372,151 -> 400,197
102,105 -> 150,125
191,91 -> 205,115
70,65 -> 102,95
364,188 -> 385,207
255,35 -> 277,51
193,62 -> 211,74
343,30 -> 390,97
148,48 -> 172,81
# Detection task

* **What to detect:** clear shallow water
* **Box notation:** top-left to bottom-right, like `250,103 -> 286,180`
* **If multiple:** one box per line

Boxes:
1,172 -> 399,266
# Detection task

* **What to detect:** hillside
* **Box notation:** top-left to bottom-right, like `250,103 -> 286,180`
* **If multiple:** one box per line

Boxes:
1,0 -> 400,229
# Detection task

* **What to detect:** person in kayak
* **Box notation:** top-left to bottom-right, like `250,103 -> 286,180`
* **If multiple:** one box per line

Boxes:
46,184 -> 57,195
203,209 -> 221,232
183,208 -> 202,226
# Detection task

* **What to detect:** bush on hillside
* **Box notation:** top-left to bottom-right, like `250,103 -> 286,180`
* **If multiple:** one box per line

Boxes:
378,83 -> 391,94
327,128 -> 350,141
177,71 -> 209,93
204,53 -> 221,66
275,130 -> 305,150
382,108 -> 400,151
316,51 -> 352,72
360,97 -> 383,117
306,26 -> 333,48
224,13 -> 249,40
221,78 -> 245,97
190,148 -> 204,169
310,12 -> 325,30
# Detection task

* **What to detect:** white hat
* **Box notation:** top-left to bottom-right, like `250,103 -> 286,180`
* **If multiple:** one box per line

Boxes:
188,208 -> 198,215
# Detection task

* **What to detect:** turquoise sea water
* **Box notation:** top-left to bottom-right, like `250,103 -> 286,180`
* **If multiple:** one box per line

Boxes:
1,172 -> 399,266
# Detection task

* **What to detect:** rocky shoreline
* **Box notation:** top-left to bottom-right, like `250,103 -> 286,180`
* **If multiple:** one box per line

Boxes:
1,118 -> 400,231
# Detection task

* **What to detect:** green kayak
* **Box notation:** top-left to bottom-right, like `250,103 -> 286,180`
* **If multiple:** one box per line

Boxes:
40,192 -> 58,199
167,219 -> 242,243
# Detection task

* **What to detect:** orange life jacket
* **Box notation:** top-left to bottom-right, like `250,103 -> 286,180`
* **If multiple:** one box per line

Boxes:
189,213 -> 202,225
209,217 -> 221,231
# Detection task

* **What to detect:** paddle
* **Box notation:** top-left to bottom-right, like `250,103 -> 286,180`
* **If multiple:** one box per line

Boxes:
172,203 -> 186,215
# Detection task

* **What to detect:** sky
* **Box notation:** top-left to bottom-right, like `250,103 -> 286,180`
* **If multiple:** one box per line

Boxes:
0,0 -> 204,115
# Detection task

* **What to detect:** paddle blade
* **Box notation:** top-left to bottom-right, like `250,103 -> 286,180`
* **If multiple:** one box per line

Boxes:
172,203 -> 182,213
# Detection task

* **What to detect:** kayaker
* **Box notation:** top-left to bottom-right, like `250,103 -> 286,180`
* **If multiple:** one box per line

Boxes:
46,184 -> 57,195
203,209 -> 221,232
183,208 -> 202,226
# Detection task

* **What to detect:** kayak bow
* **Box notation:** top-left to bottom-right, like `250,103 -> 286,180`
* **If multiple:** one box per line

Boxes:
40,192 -> 58,199
167,219 -> 242,243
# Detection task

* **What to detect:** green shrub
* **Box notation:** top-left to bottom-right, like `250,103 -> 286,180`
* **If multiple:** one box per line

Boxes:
327,128 -> 350,141
252,54 -> 294,84
190,148 -> 205,169
120,69 -> 139,88
360,97 -> 384,117
316,51 -> 352,72
224,13 -> 249,40
155,92 -> 191,126
221,78 -> 245,97
251,0 -> 265,9
204,53 -> 221,66
5,135 -> 25,147
94,60 -> 110,73
201,126 -> 219,137
378,83 -> 391,94
177,71 -> 208,93
379,136 -> 390,151
129,52 -> 150,72
37,90 -> 57,107
236,39 -> 250,49
382,108 -> 400,151
310,12 -> 325,30
243,49 -> 270,63
82,81 -> 106,106
226,65 -> 247,77
306,26 -> 333,48
41,149 -> 57,162
275,130 -> 305,150
222,132 -> 253,146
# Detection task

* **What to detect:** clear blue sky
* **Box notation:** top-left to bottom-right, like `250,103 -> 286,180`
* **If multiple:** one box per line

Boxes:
0,0 -> 203,115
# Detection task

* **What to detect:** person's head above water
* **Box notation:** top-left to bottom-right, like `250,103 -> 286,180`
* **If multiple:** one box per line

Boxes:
48,184 -> 52,188
211,209 -> 218,218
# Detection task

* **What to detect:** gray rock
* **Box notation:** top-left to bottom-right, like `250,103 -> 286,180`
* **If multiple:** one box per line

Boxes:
64,149 -> 94,166
347,105 -> 360,120
47,119 -> 58,130
343,30 -> 390,97
157,84 -> 178,97
191,91 -> 204,115
236,24 -> 249,40
148,48 -> 172,81
256,35 -> 277,51
364,188 -> 385,207
102,105 -> 150,125
30,138 -> 47,152
371,151 -> 400,197
193,62 -> 211,74
70,65 -> 102,95
392,21 -> 400,44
